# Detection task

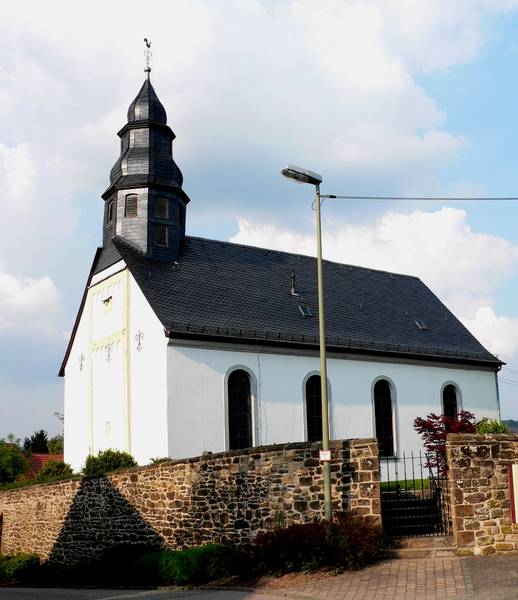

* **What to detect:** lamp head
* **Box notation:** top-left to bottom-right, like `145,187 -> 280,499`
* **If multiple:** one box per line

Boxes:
281,164 -> 323,187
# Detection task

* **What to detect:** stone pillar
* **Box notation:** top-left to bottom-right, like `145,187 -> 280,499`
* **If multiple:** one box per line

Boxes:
447,433 -> 518,555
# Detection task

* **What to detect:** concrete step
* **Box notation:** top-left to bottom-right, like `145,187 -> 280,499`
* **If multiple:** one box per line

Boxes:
396,535 -> 456,558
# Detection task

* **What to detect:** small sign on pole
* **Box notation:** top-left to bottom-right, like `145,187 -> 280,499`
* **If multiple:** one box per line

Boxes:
509,464 -> 518,523
319,449 -> 331,462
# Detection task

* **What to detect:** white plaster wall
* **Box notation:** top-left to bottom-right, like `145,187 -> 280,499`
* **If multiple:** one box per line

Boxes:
90,260 -> 125,286
63,301 -> 90,472
64,264 -> 129,472
167,344 -> 499,460
64,261 -> 169,471
129,274 -> 169,464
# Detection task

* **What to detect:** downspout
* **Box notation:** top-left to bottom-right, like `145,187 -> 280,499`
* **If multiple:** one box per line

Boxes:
496,366 -> 502,422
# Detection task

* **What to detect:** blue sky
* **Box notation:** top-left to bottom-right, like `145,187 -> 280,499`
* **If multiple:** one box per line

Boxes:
2,0 -> 518,439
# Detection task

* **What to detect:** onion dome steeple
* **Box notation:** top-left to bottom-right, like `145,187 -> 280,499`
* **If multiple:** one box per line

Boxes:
101,47 -> 190,261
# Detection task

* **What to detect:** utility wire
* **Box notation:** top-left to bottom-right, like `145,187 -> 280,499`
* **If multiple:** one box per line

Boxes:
321,194 -> 518,201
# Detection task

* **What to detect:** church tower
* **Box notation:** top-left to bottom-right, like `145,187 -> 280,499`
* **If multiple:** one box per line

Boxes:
101,70 -> 190,261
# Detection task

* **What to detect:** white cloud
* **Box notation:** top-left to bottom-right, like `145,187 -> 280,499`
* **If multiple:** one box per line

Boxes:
0,143 -> 36,210
0,263 -> 61,334
0,0 -> 514,245
230,207 -> 518,362
462,307 -> 518,360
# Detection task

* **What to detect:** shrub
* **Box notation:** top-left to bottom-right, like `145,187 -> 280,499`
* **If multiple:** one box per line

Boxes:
159,544 -> 247,585
476,418 -> 510,434
0,553 -> 40,583
0,443 -> 27,484
414,411 -> 476,475
36,460 -> 73,483
252,512 -> 391,574
83,449 -> 137,477
149,457 -> 171,465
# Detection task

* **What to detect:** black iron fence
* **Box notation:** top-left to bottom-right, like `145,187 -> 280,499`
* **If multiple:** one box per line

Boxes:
380,450 -> 450,537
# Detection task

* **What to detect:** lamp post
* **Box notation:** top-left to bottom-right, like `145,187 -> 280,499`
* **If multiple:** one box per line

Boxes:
281,164 -> 332,521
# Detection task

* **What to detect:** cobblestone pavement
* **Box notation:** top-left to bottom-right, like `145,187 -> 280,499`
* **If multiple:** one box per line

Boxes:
287,558 -> 470,600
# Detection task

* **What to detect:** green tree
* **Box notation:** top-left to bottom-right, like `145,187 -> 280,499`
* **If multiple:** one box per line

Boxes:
0,433 -> 21,448
47,434 -> 64,454
23,430 -> 49,454
0,443 -> 27,484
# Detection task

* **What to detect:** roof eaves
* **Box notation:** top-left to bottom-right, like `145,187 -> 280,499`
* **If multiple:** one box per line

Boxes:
166,322 -> 504,368
58,247 -> 102,377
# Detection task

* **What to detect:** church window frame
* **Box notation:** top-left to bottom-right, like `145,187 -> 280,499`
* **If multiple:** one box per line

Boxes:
155,224 -> 168,247
372,376 -> 398,458
224,366 -> 258,451
441,382 -> 461,419
302,371 -> 333,443
124,194 -> 138,218
155,197 -> 169,219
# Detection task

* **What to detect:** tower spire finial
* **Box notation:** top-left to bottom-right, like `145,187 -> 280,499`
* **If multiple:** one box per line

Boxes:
144,38 -> 152,80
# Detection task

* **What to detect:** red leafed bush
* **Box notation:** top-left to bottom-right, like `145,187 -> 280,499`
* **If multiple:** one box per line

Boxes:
414,411 -> 476,474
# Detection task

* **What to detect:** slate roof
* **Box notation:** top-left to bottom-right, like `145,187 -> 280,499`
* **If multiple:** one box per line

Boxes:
109,235 -> 501,367
103,79 -> 184,199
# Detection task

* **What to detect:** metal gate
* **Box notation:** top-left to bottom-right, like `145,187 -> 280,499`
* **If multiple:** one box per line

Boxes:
380,451 -> 450,537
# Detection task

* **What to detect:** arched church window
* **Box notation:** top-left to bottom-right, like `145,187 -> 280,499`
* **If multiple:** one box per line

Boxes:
155,197 -> 169,219
442,384 -> 458,419
305,374 -> 323,442
125,194 -> 138,218
374,379 -> 395,457
155,224 -> 168,247
228,369 -> 253,450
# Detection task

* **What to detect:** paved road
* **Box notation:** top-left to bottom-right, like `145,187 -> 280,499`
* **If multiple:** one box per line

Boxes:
3,555 -> 518,599
0,589 -> 282,600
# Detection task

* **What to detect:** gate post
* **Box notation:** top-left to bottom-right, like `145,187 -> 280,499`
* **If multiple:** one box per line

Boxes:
347,438 -> 381,525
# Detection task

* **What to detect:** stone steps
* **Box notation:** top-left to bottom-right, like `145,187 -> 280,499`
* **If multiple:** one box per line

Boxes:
396,535 -> 456,558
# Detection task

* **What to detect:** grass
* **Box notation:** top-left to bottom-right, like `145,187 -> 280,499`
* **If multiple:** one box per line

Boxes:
381,478 -> 431,492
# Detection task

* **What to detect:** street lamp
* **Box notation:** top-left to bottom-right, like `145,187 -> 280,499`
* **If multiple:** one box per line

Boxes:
281,163 -> 332,521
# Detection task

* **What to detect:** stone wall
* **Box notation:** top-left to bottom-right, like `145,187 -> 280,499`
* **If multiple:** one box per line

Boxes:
0,438 -> 380,564
447,433 -> 518,555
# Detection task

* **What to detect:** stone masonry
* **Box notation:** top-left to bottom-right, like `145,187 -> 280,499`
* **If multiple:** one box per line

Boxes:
447,433 -> 518,556
0,438 -> 380,564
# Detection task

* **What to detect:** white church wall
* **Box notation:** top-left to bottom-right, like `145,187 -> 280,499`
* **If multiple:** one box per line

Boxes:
128,274 -> 169,465
63,298 -> 90,472
64,265 -> 131,471
90,260 -> 125,286
166,343 -> 499,460
64,263 -> 169,471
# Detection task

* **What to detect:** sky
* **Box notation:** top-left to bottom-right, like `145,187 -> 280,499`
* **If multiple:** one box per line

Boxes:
2,0 -> 518,439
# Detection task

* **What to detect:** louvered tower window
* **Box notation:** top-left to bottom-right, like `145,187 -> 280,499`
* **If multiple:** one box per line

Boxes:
155,224 -> 168,247
106,200 -> 114,223
305,375 -> 323,442
374,380 -> 395,457
442,385 -> 458,419
179,203 -> 186,228
228,369 -> 252,450
125,194 -> 138,217
155,197 -> 169,219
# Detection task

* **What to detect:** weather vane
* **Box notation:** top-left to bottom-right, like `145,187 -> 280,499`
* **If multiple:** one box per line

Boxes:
144,38 -> 152,79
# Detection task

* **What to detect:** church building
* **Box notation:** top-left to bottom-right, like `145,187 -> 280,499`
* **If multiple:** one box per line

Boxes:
60,72 -> 502,472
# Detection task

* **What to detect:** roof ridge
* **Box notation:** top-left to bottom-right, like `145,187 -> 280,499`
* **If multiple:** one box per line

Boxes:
185,235 -> 420,280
